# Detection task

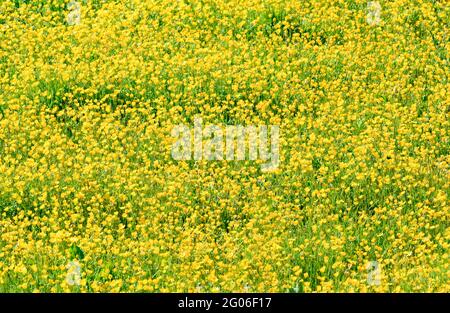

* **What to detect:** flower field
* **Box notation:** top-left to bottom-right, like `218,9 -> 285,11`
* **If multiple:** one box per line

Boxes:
0,0 -> 448,292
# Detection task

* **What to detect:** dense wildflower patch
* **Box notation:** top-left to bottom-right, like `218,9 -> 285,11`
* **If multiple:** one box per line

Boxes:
0,0 -> 448,292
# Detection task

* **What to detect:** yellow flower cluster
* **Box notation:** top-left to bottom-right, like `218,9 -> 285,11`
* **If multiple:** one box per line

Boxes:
0,0 -> 448,292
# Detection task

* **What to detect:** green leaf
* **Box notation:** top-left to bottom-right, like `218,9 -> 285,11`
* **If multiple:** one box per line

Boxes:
69,244 -> 85,260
